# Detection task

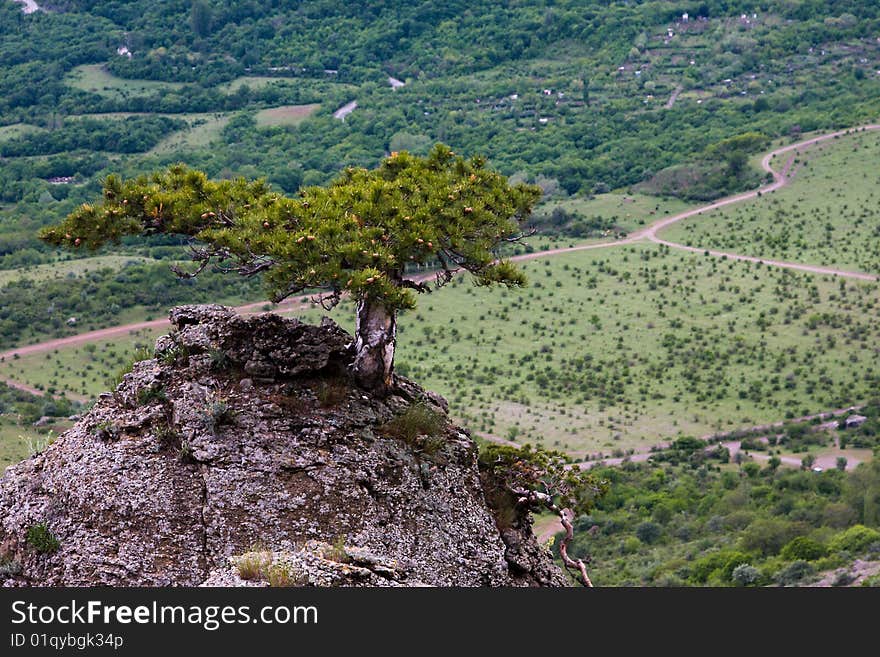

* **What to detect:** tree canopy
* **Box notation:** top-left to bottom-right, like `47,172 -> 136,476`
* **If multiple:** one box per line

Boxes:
41,145 -> 541,389
42,144 -> 539,309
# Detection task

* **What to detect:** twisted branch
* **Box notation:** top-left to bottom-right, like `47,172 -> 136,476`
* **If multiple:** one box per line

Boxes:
512,486 -> 593,588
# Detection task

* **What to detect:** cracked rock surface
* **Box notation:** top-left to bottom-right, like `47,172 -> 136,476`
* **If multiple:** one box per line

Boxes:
0,305 -> 566,587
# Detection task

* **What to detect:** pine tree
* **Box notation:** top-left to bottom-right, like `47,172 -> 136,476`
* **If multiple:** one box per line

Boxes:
41,145 -> 541,391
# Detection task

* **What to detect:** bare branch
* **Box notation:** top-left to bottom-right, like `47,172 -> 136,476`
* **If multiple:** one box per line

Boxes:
170,259 -> 210,279
504,225 -> 537,242
434,251 -> 460,288
400,278 -> 432,294
215,209 -> 236,227
169,244 -> 224,278
510,486 -> 594,587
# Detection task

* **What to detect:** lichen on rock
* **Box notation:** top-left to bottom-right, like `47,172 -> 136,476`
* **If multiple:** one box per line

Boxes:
0,305 -> 567,587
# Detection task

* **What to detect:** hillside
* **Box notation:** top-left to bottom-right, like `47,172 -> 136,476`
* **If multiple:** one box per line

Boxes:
2,1 -> 880,266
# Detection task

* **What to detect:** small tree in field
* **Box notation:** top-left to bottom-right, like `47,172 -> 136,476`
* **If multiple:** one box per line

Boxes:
41,146 -> 540,391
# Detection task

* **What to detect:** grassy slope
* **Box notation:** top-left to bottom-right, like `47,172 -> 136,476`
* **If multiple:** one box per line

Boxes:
278,242 -> 880,457
0,327 -> 163,399
65,64 -> 185,97
0,255 -> 153,287
0,123 -> 47,140
254,104 -> 321,127
659,129 -> 880,274
147,114 -> 232,154
538,192 -> 696,234
0,418 -> 72,471
4,245 -> 879,456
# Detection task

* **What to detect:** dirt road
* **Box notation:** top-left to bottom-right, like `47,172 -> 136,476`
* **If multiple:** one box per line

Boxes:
664,85 -> 683,109
640,124 -> 880,281
513,123 -> 880,281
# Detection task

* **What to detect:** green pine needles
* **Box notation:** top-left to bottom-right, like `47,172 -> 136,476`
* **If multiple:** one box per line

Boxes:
41,145 -> 540,390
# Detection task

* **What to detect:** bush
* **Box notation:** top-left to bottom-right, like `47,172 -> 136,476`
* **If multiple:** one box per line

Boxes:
621,536 -> 641,554
635,521 -> 662,544
234,550 -> 271,581
780,536 -> 828,561
108,346 -> 153,388
773,560 -> 815,586
738,518 -> 806,556
688,550 -> 752,584
136,384 -> 167,406
731,563 -> 760,586
26,523 -> 60,554
829,525 -> 880,554
265,563 -> 308,587
379,403 -> 445,443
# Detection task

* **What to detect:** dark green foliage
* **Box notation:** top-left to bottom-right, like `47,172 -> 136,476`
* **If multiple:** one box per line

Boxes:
635,521 -> 661,544
0,382 -> 77,424
41,148 -> 539,313
25,522 -> 60,554
207,347 -> 230,371
0,117 -> 185,157
569,458 -> 880,586
774,560 -> 815,586
0,262 -> 260,357
1,0 -> 879,251
478,443 -> 609,521
0,263 -> 260,350
780,536 -> 828,561
136,384 -> 167,406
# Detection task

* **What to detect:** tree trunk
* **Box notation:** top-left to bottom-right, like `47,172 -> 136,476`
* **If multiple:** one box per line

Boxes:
352,298 -> 396,392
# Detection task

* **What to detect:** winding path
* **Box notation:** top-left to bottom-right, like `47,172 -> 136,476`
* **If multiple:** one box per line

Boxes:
2,123 -> 879,399
510,123 -> 880,281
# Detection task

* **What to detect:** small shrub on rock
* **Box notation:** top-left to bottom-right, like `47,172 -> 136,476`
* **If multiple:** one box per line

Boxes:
379,403 -> 445,443
26,523 -> 60,554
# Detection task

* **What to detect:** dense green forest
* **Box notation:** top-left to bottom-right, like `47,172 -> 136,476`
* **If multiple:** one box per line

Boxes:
2,0 -> 880,267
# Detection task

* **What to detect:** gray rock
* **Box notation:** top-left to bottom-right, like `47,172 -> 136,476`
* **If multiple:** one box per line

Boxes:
0,305 -> 566,587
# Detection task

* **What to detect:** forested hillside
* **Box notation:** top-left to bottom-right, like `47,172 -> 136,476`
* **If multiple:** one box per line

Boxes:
2,0 -> 880,266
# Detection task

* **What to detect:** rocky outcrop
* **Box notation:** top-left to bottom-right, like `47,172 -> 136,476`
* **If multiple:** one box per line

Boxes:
0,305 -> 567,587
